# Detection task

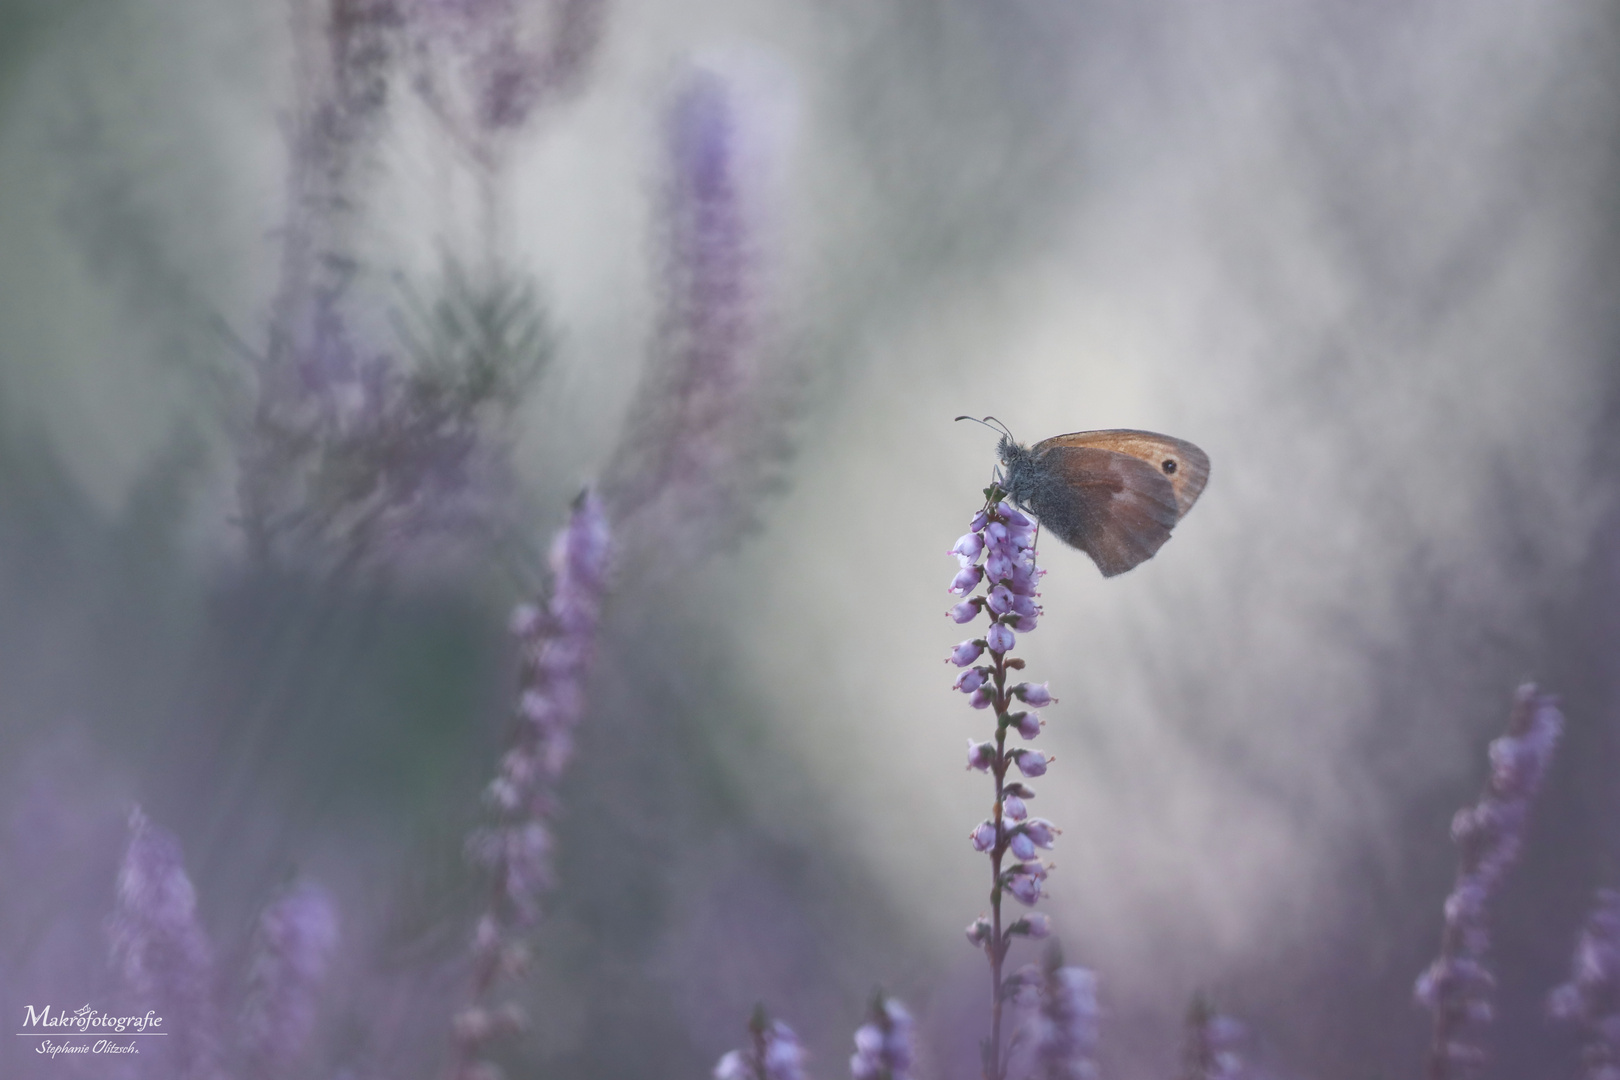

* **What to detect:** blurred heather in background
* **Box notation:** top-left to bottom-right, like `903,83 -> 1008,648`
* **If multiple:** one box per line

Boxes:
3,1 -> 1620,1078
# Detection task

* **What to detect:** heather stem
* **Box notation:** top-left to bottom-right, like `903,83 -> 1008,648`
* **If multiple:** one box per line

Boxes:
987,644 -> 1012,1080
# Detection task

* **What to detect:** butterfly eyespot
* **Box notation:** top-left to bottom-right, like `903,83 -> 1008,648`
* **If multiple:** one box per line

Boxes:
1162,459 -> 1177,475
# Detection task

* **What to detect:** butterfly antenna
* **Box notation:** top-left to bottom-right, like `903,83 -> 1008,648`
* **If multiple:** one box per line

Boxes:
954,415 -> 1017,441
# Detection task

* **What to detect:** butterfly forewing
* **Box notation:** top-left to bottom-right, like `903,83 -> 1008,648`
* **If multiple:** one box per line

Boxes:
1034,429 -> 1210,519
1028,446 -> 1179,578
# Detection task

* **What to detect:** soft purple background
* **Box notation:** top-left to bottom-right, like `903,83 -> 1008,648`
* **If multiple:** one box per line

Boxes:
2,2 -> 1619,1078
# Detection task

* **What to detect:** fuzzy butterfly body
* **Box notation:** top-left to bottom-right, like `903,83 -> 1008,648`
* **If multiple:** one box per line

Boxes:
996,429 -> 1210,577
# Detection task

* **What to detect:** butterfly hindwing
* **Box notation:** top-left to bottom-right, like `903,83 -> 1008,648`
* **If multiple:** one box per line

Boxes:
1034,429 -> 1210,519
1028,445 -> 1179,578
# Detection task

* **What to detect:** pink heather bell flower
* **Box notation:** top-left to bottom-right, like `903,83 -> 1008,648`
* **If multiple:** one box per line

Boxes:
1009,710 -> 1041,739
951,639 -> 986,667
1004,862 -> 1048,906
1014,682 -> 1055,707
1012,749 -> 1050,777
954,668 -> 987,695
967,741 -> 996,772
950,600 -> 981,623
952,532 -> 986,563
952,564 -> 986,595
850,994 -> 914,1080
1415,684 -> 1563,1080
1007,818 -> 1059,861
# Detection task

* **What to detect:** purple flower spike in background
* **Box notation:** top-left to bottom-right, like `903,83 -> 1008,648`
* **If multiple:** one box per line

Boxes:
108,807 -> 218,1080
1180,997 -> 1253,1080
1549,887 -> 1620,1080
241,880 -> 340,1076
1027,944 -> 1099,1080
715,1006 -> 810,1080
602,59 -> 802,569
946,483 -> 1058,1080
1414,683 -> 1564,1080
453,489 -> 612,1079
850,993 -> 915,1080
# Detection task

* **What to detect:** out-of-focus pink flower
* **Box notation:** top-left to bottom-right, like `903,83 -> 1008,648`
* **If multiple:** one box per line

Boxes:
715,1011 -> 809,1080
1181,997 -> 1252,1080
1415,684 -> 1563,1080
1011,912 -> 1050,939
241,880 -> 340,1071
1549,887 -> 1620,1080
602,63 -> 800,568
850,995 -> 913,1080
107,807 -> 217,1079
455,491 -> 612,1078
1028,946 -> 1099,1080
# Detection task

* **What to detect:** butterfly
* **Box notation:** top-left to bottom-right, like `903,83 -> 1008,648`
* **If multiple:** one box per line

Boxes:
959,417 -> 1211,578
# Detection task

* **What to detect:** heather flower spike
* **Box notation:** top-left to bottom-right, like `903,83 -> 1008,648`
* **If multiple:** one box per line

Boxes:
850,993 -> 915,1080
1180,996 -> 1252,1080
715,1005 -> 809,1080
107,807 -> 218,1080
1027,943 -> 1100,1080
241,879 -> 341,1074
1548,887 -> 1620,1080
1414,684 -> 1564,1080
453,489 -> 612,1079
946,483 -> 1057,1080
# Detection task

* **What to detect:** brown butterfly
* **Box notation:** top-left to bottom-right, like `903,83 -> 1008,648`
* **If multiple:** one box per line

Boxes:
959,417 -> 1211,578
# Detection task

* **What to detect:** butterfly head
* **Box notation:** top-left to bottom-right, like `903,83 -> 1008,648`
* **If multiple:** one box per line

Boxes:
996,435 -> 1038,506
956,416 -> 1037,505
